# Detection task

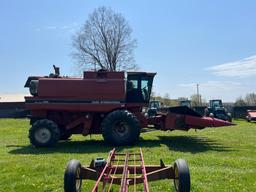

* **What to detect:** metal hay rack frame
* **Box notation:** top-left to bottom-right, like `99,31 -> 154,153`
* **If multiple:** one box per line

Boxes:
64,148 -> 190,192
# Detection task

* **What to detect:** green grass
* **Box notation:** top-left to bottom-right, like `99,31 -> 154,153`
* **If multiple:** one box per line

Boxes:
0,118 -> 256,191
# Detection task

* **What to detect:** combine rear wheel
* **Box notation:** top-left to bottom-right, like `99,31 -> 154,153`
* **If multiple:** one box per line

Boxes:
173,159 -> 190,192
64,159 -> 82,192
101,110 -> 141,146
29,119 -> 60,147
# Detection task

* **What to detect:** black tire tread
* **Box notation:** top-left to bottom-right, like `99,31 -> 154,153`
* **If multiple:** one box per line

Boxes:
64,159 -> 82,192
29,119 -> 60,147
101,110 -> 141,146
174,159 -> 190,192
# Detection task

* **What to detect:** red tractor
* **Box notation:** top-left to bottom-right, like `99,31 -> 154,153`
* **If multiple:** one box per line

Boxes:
24,67 -> 233,147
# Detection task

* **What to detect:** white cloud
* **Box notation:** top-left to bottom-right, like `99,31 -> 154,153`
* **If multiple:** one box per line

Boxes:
208,55 -> 256,77
34,22 -> 80,33
45,26 -> 57,30
60,25 -> 70,30
34,27 -> 41,32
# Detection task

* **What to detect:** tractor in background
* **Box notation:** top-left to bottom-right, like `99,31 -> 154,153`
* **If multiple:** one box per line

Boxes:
179,100 -> 192,108
147,100 -> 163,117
205,99 -> 232,122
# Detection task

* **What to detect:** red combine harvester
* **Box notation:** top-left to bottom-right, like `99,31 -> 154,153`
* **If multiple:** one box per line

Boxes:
24,66 -> 233,147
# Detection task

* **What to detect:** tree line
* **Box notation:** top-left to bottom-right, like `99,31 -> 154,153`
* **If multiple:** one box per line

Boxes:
150,92 -> 207,107
234,93 -> 256,106
151,92 -> 256,107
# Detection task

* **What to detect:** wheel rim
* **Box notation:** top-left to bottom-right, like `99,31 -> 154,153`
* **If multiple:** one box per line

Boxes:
113,121 -> 129,137
35,127 -> 51,144
174,165 -> 179,191
76,167 -> 81,190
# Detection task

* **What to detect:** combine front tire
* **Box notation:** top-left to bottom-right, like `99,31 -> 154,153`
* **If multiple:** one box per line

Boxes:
29,119 -> 60,147
64,159 -> 82,192
173,159 -> 190,192
101,110 -> 141,146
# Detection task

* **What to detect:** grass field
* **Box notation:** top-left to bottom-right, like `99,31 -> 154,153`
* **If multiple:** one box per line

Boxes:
0,118 -> 255,192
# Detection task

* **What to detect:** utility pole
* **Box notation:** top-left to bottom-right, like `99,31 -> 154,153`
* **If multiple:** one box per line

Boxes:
196,84 -> 200,106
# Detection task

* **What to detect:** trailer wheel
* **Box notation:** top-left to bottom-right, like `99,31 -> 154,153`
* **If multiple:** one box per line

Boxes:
101,110 -> 141,146
64,159 -> 82,192
29,119 -> 60,147
173,159 -> 190,192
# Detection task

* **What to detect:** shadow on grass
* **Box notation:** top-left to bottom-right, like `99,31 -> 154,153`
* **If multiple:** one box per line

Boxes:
140,135 -> 234,153
8,140 -> 112,155
8,135 -> 233,155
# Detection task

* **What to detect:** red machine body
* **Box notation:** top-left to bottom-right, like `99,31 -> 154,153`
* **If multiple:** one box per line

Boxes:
24,68 -> 233,147
37,71 -> 125,100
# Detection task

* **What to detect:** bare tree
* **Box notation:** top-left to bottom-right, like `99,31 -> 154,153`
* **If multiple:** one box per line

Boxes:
190,94 -> 204,107
234,97 -> 247,106
244,93 -> 256,105
72,6 -> 137,71
177,97 -> 189,102
163,93 -> 171,106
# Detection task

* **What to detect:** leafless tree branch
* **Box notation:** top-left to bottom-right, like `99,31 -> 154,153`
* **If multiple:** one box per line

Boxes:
72,6 -> 137,71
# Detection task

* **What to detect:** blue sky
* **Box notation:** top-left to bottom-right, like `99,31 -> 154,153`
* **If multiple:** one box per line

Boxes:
1,0 -> 256,102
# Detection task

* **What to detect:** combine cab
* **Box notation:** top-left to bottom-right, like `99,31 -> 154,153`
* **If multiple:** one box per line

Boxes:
24,67 -> 233,147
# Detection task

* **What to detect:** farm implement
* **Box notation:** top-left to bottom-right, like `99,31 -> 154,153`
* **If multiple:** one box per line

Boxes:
246,110 -> 256,122
24,66 -> 234,147
64,148 -> 190,192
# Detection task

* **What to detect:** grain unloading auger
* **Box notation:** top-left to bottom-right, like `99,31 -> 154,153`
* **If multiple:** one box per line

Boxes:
24,67 -> 234,147
64,148 -> 190,192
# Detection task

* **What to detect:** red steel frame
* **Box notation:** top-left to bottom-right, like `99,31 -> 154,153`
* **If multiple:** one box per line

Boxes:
80,148 -> 175,192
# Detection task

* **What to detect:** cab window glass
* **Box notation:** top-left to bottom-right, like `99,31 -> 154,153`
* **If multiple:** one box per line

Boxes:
141,79 -> 149,101
131,80 -> 138,89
